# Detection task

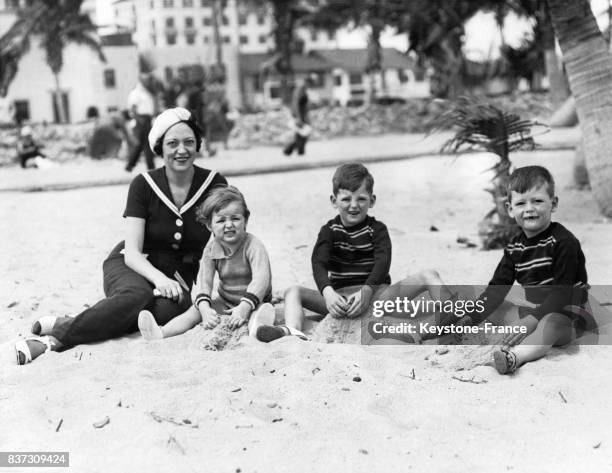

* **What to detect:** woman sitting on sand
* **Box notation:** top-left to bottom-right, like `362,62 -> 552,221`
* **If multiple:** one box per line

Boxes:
15,107 -> 227,364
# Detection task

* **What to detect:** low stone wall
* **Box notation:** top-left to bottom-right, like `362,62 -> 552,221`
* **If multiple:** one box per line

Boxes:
0,122 -> 94,167
0,92 -> 552,166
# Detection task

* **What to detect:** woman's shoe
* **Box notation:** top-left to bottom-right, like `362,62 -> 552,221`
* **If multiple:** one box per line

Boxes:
31,316 -> 57,336
15,336 -> 57,365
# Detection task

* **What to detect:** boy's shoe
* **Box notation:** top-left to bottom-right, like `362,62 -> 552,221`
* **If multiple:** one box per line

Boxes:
138,310 -> 163,341
493,348 -> 518,375
248,303 -> 276,338
256,325 -> 307,343
31,316 -> 58,336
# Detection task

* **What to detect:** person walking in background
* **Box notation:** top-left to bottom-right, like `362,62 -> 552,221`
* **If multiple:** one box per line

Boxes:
283,78 -> 311,157
125,73 -> 156,172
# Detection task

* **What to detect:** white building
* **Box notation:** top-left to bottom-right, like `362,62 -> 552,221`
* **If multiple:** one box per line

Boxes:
240,48 -> 429,109
115,0 -> 341,108
0,1 -> 139,123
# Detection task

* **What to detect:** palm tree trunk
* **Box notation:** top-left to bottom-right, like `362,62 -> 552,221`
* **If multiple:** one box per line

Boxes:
547,0 -> 612,217
367,19 -> 383,102
211,0 -> 223,68
272,0 -> 294,105
53,73 -> 66,124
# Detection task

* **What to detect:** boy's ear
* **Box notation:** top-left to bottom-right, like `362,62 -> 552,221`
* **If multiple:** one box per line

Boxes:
505,201 -> 514,218
205,221 -> 212,232
370,194 -> 376,207
330,194 -> 337,207
551,196 -> 559,212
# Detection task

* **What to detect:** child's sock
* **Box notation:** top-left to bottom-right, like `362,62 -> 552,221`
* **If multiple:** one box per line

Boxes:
493,348 -> 518,374
256,325 -> 306,343
138,310 -> 163,341
248,303 -> 276,337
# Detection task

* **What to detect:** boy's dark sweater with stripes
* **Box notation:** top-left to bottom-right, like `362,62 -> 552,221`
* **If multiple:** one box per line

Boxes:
475,222 -> 588,323
311,215 -> 392,293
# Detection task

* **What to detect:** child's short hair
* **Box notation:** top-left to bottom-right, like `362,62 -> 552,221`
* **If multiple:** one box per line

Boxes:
507,165 -> 555,200
332,163 -> 374,195
196,185 -> 250,226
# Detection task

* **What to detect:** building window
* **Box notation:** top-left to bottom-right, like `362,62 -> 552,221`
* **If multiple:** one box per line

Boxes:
256,11 -> 265,25
185,16 -> 193,27
258,34 -> 267,44
6,0 -> 19,9
162,0 -> 174,7
104,69 -> 116,88
186,32 -> 196,44
310,30 -> 318,42
238,13 -> 247,25
239,35 -> 248,45
14,100 -> 30,123
222,15 -> 229,26
150,0 -> 154,8
329,30 -> 336,40
151,34 -> 157,45
166,33 -> 177,45
183,0 -> 193,6
166,17 -> 174,27
222,35 -> 230,44
308,72 -> 324,88
269,85 -> 281,99
200,0 -> 209,6
165,67 -> 173,82
333,74 -> 342,86
349,73 -> 362,85
397,69 -> 409,83
202,16 -> 211,26
203,35 -> 209,43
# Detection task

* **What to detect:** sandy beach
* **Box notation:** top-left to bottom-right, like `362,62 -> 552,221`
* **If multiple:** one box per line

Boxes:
1,147 -> 612,472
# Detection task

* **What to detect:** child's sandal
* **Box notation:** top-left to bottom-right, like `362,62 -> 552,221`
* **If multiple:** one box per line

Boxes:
493,348 -> 518,375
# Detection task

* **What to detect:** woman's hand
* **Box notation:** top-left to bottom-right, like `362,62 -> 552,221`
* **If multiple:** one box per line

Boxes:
225,302 -> 251,330
153,275 -> 184,303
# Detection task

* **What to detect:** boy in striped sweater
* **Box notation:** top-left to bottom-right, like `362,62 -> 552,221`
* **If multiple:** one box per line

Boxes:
256,163 -> 451,342
464,166 -> 591,374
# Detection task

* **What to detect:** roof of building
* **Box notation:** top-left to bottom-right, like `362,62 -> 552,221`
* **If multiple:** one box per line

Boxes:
239,48 -> 415,75
100,32 -> 134,47
311,48 -> 414,72
239,52 -> 332,74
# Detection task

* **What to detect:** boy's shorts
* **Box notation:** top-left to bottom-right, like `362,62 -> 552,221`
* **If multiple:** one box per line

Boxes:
208,295 -> 271,315
560,303 -> 593,337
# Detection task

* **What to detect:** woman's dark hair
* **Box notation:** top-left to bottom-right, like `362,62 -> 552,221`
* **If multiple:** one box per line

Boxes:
152,111 -> 203,155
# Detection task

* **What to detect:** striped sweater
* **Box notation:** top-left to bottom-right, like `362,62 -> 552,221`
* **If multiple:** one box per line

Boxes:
476,222 -> 588,322
312,215 -> 392,292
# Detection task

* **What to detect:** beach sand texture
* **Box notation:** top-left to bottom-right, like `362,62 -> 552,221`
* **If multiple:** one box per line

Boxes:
2,150 -> 612,472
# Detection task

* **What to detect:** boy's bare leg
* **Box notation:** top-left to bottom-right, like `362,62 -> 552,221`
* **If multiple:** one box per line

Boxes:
512,313 -> 575,365
376,269 -> 456,313
284,286 -> 327,331
159,305 -> 203,338
494,312 -> 574,374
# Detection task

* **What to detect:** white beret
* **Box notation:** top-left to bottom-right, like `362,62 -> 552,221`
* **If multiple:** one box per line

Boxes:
148,107 -> 193,154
